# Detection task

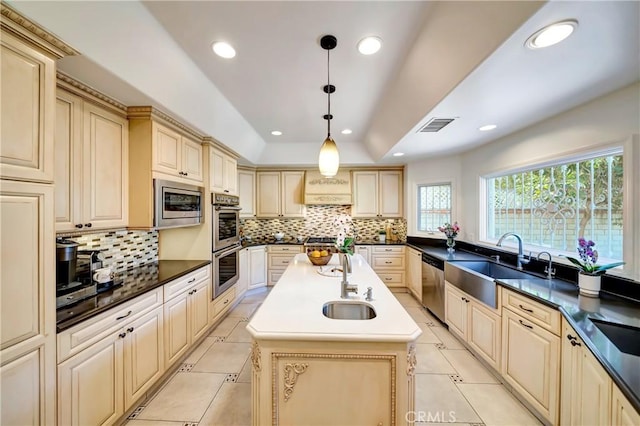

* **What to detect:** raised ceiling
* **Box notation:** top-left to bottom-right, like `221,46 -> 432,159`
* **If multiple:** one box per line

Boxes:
9,1 -> 640,166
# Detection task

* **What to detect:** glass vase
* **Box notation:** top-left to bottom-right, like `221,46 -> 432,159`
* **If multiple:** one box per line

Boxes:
446,237 -> 456,253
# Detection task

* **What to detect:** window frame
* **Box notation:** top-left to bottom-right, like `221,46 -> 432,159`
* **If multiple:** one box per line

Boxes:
414,179 -> 457,238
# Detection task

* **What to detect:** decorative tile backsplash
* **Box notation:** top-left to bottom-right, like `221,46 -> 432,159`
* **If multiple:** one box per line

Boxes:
62,230 -> 158,272
240,205 -> 407,242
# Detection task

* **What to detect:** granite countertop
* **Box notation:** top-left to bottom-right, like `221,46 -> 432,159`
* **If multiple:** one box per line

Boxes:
247,253 -> 421,342
56,259 -> 211,332
407,243 -> 640,411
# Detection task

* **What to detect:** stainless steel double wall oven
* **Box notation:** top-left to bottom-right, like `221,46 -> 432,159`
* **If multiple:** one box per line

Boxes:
212,193 -> 241,299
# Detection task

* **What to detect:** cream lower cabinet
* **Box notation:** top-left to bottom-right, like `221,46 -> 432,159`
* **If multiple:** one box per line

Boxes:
248,245 -> 267,290
55,87 -> 129,231
57,305 -> 164,426
268,245 -> 303,286
406,248 -> 422,300
1,181 -> 55,426
371,246 -> 405,287
444,282 -> 501,370
501,295 -> 560,424
560,318 -> 611,425
355,245 -> 371,264
164,278 -> 210,367
612,384 -> 640,426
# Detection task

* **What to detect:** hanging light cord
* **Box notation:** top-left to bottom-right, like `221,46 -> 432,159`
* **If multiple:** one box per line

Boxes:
326,47 -> 331,137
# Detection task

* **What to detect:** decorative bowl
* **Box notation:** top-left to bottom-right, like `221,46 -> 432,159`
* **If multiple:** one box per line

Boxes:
274,232 -> 285,241
307,253 -> 333,266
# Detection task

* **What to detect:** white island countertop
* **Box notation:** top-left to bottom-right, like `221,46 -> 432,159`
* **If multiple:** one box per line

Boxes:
247,254 -> 422,343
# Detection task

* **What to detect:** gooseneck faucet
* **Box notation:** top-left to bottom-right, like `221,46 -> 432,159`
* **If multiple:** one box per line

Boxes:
537,251 -> 555,279
340,254 -> 358,299
496,232 -> 530,270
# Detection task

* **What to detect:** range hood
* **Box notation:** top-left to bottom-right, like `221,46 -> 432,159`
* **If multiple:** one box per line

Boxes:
304,170 -> 352,205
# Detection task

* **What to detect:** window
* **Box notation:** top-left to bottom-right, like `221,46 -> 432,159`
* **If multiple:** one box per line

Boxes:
418,183 -> 451,232
485,151 -> 623,261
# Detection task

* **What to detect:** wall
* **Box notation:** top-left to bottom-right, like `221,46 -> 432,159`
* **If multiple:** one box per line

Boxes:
406,82 -> 640,280
241,205 -> 407,243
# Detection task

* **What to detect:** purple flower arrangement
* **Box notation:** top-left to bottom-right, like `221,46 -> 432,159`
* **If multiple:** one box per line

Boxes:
565,237 -> 624,276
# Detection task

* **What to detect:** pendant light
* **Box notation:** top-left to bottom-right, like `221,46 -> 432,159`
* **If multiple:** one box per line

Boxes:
318,35 -> 339,178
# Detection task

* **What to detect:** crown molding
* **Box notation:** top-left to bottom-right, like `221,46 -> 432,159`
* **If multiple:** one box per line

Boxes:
1,2 -> 79,58
57,71 -> 127,115
127,106 -> 206,142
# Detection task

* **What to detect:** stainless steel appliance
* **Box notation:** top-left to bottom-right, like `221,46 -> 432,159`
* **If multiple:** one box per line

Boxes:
56,238 -> 79,287
213,243 -> 241,299
212,193 -> 241,251
154,178 -> 204,229
304,236 -> 339,254
421,253 -> 445,322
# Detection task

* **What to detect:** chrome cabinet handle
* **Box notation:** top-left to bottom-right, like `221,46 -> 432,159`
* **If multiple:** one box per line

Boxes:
116,310 -> 132,321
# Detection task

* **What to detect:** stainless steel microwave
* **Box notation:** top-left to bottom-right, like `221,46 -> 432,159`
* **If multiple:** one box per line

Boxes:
154,179 -> 203,229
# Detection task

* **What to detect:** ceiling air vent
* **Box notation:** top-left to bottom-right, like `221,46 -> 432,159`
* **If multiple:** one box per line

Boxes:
419,118 -> 455,133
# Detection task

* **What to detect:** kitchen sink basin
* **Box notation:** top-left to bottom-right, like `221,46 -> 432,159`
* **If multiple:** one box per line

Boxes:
322,301 -> 377,320
444,261 -> 532,309
591,319 -> 640,356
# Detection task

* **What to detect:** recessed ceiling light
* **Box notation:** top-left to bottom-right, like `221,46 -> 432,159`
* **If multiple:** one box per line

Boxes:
341,129 -> 352,135
357,36 -> 382,55
479,124 -> 497,131
393,152 -> 405,157
525,20 -> 578,49
271,130 -> 282,136
212,41 -> 236,58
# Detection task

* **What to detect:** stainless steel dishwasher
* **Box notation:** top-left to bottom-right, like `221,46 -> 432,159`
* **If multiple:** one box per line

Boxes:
421,253 -> 445,322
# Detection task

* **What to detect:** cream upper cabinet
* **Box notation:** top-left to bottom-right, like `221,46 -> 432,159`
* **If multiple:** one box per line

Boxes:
351,170 -> 403,218
210,146 -> 238,195
55,88 -> 129,231
1,181 -> 56,426
256,170 -> 305,218
238,168 -> 256,218
501,305 -> 560,424
406,248 -> 422,300
560,318 -> 611,426
1,29 -> 55,183
152,122 -> 203,184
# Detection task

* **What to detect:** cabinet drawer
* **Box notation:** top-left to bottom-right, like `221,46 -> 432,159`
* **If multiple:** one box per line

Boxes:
163,266 -> 210,301
502,288 -> 561,335
376,271 -> 405,287
268,270 -> 284,286
372,246 -> 405,254
372,255 -> 405,269
268,245 -> 302,254
269,254 -> 296,269
213,287 -> 236,317
57,288 -> 163,362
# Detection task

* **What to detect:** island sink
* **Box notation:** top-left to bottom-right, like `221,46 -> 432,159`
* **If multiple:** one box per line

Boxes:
322,301 -> 377,320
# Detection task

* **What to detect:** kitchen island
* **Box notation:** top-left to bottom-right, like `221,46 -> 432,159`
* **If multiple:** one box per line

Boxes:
247,253 -> 421,426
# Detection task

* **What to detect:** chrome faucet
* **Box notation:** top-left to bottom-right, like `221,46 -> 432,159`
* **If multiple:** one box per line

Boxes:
496,232 -> 530,270
537,251 -> 555,279
340,254 -> 358,299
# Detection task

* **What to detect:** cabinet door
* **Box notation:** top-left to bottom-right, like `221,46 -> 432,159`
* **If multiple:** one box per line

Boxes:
256,171 -> 281,217
502,309 -> 560,423
54,90 -> 83,231
124,306 -> 164,410
58,330 -> 124,426
281,171 -> 305,217
163,292 -> 190,367
249,246 -> 267,289
210,148 -> 225,193
237,248 -> 249,297
152,122 -> 181,176
351,171 -> 379,217
238,169 -> 256,217
181,136 -> 203,183
406,249 -> 422,300
83,103 -> 128,229
611,385 -> 640,426
379,170 -> 403,217
224,155 -> 238,195
468,301 -> 501,370
445,284 -> 467,339
1,346 -> 47,426
1,30 -> 55,182
355,245 -> 371,264
190,280 -> 210,343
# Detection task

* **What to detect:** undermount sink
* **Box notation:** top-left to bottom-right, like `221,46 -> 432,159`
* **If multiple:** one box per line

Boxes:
591,319 -> 640,356
322,301 -> 377,320
445,261 -> 532,309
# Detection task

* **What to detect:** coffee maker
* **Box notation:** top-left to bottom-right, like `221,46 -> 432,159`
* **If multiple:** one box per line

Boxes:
56,238 -> 79,288
56,238 -> 100,308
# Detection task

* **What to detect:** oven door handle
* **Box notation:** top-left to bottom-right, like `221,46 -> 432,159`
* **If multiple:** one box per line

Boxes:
214,245 -> 242,258
214,205 -> 242,211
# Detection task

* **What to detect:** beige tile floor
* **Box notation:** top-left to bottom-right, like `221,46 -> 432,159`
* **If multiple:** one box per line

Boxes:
124,287 -> 541,426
